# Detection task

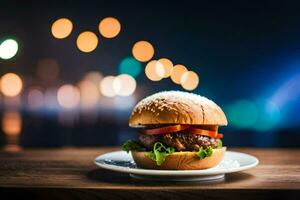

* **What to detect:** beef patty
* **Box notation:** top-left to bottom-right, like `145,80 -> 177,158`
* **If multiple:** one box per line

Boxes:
139,132 -> 220,151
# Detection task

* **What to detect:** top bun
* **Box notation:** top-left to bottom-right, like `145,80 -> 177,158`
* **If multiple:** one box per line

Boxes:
129,91 -> 227,127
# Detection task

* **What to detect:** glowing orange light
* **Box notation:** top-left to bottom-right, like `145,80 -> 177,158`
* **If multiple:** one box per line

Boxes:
57,84 -> 80,109
170,64 -> 187,84
145,60 -> 165,81
180,71 -> 199,90
99,17 -> 121,38
100,76 -> 116,97
132,41 -> 154,62
51,18 -> 73,39
76,31 -> 98,52
113,74 -> 136,96
0,73 -> 23,97
158,58 -> 173,78
2,112 -> 22,136
78,80 -> 100,108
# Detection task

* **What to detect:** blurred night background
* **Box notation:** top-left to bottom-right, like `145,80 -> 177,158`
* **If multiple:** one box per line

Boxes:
0,0 -> 299,150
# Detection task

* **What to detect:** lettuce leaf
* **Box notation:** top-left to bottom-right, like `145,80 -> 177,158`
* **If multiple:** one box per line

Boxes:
123,139 -> 221,165
217,139 -> 223,149
148,142 -> 175,166
122,140 -> 145,153
195,146 -> 213,160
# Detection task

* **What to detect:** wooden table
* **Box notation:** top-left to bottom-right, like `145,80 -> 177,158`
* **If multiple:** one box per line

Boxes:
0,147 -> 299,200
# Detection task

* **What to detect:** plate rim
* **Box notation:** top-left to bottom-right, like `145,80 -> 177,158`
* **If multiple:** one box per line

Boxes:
94,150 -> 259,176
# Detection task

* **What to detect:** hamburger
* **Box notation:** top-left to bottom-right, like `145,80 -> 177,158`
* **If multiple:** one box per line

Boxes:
122,91 -> 227,170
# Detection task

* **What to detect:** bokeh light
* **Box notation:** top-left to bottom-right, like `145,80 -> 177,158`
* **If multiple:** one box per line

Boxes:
226,99 -> 281,131
0,39 -> 18,59
44,88 -> 59,110
170,64 -> 187,84
57,84 -> 80,109
2,112 -> 22,136
226,100 -> 258,129
113,96 -> 136,110
158,58 -> 173,78
84,71 -> 103,86
37,58 -> 60,85
99,17 -> 121,38
132,41 -> 154,62
100,76 -> 116,97
27,89 -> 44,110
78,80 -> 100,108
180,71 -> 199,90
0,73 -> 23,97
145,60 -> 165,81
113,74 -> 136,96
254,100 -> 281,131
76,31 -> 98,52
119,57 -> 142,78
51,18 -> 73,39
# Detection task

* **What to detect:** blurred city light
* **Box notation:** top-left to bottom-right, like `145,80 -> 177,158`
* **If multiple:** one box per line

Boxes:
157,58 -> 173,78
269,72 -> 300,127
2,111 -> 22,136
0,39 -> 18,59
100,76 -> 116,97
98,95 -> 115,108
99,17 -> 121,38
84,71 -> 103,86
145,60 -> 164,81
119,57 -> 141,77
170,64 -> 187,84
78,80 -> 100,108
76,31 -> 98,52
27,89 -> 44,110
180,71 -> 199,91
270,73 -> 300,108
253,100 -> 281,131
132,41 -> 154,62
57,84 -> 80,109
51,18 -> 73,39
0,73 -> 23,97
226,100 -> 258,129
37,58 -> 60,85
44,87 -> 59,110
113,95 -> 136,110
113,74 -> 136,96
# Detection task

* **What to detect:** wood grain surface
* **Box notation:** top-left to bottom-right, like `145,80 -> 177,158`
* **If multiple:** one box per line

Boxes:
0,147 -> 299,200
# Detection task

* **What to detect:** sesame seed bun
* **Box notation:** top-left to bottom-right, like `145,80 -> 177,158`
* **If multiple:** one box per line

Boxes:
131,147 -> 226,170
129,91 -> 227,127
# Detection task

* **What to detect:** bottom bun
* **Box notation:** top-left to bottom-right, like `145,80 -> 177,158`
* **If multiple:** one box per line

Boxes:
131,147 -> 226,170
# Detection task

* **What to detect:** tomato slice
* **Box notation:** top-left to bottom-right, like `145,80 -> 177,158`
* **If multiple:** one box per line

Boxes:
142,125 -> 224,139
143,124 -> 190,135
185,127 -> 218,138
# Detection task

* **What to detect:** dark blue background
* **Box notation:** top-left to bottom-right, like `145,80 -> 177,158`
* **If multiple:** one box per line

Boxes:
0,0 -> 299,148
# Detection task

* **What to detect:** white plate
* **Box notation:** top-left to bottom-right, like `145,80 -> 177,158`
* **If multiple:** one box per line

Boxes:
94,151 -> 259,181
